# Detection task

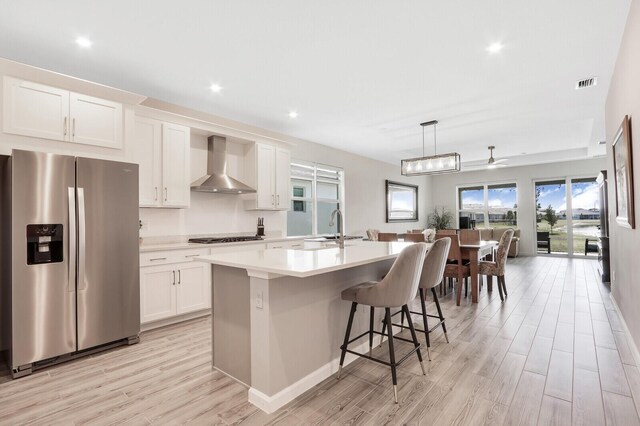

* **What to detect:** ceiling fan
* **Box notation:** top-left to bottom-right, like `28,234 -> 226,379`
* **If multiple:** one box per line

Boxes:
486,146 -> 508,169
461,146 -> 509,170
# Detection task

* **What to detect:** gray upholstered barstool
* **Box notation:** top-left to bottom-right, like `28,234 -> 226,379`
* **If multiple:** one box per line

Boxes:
337,243 -> 428,403
381,238 -> 451,360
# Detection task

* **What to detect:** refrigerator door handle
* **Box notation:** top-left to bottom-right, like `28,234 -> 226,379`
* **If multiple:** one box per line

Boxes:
68,187 -> 77,292
78,187 -> 87,291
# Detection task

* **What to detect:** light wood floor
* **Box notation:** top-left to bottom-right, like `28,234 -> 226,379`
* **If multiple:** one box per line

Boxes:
1,256 -> 639,425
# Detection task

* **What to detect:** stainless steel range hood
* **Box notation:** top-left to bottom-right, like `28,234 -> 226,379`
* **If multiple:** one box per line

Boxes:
191,136 -> 256,194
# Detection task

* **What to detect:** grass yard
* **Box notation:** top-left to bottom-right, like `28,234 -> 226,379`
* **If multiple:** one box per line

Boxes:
536,219 -> 600,255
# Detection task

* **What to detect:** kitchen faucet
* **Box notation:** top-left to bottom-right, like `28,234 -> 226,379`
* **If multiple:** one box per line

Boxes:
329,208 -> 345,249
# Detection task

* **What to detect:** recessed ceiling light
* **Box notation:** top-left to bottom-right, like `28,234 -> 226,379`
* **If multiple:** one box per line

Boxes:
288,111 -> 299,119
486,42 -> 504,54
75,37 -> 92,48
210,84 -> 223,93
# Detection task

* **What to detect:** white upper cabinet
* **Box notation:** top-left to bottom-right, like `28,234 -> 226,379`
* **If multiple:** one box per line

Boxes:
133,117 -> 162,206
3,77 -> 69,141
161,123 -> 191,207
133,117 -> 190,208
2,76 -> 123,149
69,92 -> 123,148
274,147 -> 291,209
244,143 -> 291,211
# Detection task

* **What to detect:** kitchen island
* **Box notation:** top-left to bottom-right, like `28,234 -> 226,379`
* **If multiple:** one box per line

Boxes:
195,240 -> 426,413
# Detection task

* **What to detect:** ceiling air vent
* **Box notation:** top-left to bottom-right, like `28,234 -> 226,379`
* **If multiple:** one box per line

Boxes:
575,77 -> 597,89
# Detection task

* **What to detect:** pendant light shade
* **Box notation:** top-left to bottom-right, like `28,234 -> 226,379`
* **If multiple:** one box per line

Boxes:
401,120 -> 461,176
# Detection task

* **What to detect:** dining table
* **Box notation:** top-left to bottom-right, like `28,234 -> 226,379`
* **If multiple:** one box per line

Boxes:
459,240 -> 498,304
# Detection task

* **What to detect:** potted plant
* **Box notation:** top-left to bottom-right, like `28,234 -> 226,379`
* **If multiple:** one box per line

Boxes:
428,207 -> 453,230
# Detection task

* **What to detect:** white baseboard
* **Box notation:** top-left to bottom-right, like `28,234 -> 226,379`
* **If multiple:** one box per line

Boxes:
610,294 -> 640,366
247,339 -> 375,414
140,309 -> 211,332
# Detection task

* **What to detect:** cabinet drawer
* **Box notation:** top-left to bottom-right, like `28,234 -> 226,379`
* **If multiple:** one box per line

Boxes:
140,248 -> 209,266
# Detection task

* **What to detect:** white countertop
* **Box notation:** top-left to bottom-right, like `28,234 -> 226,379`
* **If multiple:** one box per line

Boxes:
194,241 -> 428,278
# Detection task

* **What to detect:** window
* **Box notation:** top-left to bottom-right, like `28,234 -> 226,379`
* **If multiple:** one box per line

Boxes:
287,161 -> 344,236
458,183 -> 517,229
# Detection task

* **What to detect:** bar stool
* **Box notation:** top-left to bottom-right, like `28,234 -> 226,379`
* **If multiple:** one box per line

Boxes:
337,243 -> 428,403
381,238 -> 451,360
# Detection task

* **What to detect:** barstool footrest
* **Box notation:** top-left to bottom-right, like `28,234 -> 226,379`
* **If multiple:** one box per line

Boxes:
340,345 -> 420,369
389,320 -> 446,335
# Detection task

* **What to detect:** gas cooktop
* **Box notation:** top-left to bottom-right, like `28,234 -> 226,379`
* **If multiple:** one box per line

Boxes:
188,236 -> 264,244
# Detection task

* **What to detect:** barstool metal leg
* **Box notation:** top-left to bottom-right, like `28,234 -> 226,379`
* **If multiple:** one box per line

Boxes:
369,306 -> 374,356
379,315 -> 387,348
431,288 -> 449,343
385,308 -> 398,404
403,305 -> 426,375
338,302 -> 358,380
419,288 -> 431,361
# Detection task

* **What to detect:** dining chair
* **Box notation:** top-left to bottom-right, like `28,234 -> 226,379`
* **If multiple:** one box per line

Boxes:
459,229 -> 480,245
478,229 -> 514,301
403,233 -> 426,242
437,233 -> 471,305
410,229 -> 425,233
366,229 -> 380,241
438,229 -> 458,235
378,232 -> 398,242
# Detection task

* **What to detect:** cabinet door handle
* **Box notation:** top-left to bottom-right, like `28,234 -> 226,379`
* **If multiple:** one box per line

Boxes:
154,187 -> 158,201
178,270 -> 181,285
277,194 -> 280,206
271,194 -> 275,206
185,254 -> 199,258
164,187 -> 168,201
63,117 -> 68,136
172,270 -> 176,285
72,118 -> 76,138
149,257 -> 167,261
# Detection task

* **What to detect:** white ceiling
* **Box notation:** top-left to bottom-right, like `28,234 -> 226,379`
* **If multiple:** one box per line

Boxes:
0,1 -> 632,167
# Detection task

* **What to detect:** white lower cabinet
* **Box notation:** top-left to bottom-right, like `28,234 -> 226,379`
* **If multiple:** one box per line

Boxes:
140,260 -> 211,324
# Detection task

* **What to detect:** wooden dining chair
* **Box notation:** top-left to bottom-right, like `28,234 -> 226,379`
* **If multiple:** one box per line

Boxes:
436,234 -> 471,305
410,229 -> 425,233
378,233 -> 398,242
459,229 -> 480,245
438,229 -> 457,235
404,233 -> 426,242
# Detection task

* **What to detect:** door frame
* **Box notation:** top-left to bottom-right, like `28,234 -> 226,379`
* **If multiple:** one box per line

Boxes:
532,174 -> 599,258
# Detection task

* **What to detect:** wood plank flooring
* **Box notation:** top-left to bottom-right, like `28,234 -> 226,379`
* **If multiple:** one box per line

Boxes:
1,256 -> 639,425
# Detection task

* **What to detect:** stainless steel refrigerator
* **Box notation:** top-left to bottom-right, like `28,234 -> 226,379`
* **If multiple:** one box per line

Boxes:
1,149 -> 140,378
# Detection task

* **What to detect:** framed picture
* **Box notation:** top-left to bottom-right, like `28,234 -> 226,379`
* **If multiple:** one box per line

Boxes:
386,180 -> 418,222
612,115 -> 635,229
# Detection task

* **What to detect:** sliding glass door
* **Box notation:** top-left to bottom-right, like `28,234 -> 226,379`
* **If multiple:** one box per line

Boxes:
534,176 -> 600,256
570,178 -> 600,257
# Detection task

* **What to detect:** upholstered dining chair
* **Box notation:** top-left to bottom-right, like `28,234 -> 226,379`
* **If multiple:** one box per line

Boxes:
366,229 -> 380,241
378,232 -> 398,242
478,229 -> 514,301
403,233 -> 426,242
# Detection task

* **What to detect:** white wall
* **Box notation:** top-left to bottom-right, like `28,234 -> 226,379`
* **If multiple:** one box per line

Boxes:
605,0 -> 640,356
430,158 -> 606,255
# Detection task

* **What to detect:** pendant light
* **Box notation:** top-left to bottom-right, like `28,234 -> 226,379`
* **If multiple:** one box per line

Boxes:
401,120 -> 461,175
